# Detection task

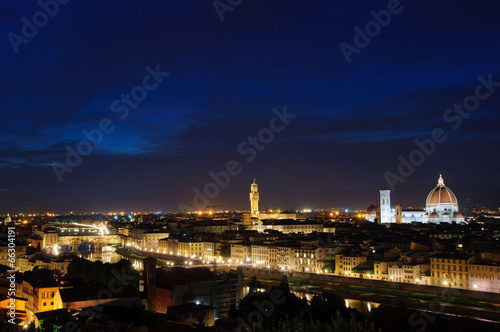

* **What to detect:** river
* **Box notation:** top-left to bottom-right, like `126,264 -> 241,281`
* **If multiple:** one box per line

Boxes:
79,248 -> 499,328
77,248 -> 144,271
241,284 -> 381,314
80,248 -> 378,312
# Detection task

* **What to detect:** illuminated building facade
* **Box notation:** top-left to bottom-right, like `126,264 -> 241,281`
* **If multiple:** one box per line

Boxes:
430,253 -> 472,289
374,175 -> 465,224
469,263 -> 500,292
249,179 -> 259,215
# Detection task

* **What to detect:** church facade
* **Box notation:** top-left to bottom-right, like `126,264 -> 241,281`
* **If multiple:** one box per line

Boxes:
367,175 -> 465,224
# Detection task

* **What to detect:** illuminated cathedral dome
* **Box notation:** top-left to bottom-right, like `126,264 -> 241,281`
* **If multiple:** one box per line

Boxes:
365,204 -> 377,222
425,174 -> 461,222
376,174 -> 465,224
426,174 -> 458,205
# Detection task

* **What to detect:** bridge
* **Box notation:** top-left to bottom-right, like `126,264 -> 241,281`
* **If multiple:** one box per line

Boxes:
57,234 -> 125,246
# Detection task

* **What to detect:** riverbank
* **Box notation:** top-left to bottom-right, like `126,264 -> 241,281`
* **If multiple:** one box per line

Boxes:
115,247 -> 147,260
246,277 -> 500,324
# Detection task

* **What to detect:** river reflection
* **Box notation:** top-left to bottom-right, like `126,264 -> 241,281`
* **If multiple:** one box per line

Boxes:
78,249 -> 144,271
292,290 -> 380,314
242,286 -> 380,314
82,250 -> 379,314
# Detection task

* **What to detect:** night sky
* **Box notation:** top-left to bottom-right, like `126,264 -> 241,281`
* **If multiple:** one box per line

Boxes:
1,0 -> 500,213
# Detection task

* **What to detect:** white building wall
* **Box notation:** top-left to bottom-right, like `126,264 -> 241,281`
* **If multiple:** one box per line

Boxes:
469,277 -> 500,293
379,190 -> 391,224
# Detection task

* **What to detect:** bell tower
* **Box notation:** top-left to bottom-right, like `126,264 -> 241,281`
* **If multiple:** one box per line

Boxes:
249,179 -> 259,215
379,189 -> 391,224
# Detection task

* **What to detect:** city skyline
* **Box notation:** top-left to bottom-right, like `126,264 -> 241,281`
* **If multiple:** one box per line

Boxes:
0,174 -> 497,215
2,1 -> 500,213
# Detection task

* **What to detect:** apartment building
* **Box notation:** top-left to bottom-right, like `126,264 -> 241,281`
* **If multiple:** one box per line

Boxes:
256,220 -> 323,234
18,256 -> 71,273
251,244 -> 270,268
177,240 -> 205,259
292,247 -> 325,273
159,238 -> 179,255
0,242 -> 27,267
374,260 -> 400,281
389,265 -> 403,282
402,263 -> 429,284
203,241 -> 221,262
430,252 -> 473,289
142,232 -> 170,251
269,247 -> 277,269
469,262 -> 500,292
43,230 -> 58,249
335,253 -> 367,276
231,243 -> 251,264
276,245 -> 295,271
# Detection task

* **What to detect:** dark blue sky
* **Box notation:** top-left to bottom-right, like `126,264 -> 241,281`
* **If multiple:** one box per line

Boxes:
1,0 -> 500,213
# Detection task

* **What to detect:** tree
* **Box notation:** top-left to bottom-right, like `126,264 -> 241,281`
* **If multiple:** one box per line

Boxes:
279,275 -> 290,295
269,311 -> 376,332
228,303 -> 238,319
248,276 -> 262,294
237,283 -> 308,330
26,245 -> 40,255
67,257 -> 140,288
220,243 -> 231,259
309,293 -> 346,322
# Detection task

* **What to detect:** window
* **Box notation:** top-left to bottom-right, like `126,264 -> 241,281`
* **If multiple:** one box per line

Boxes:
43,302 -> 47,306
50,302 -> 54,305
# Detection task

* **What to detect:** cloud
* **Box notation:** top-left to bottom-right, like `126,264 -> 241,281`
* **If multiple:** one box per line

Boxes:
307,129 -> 431,144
